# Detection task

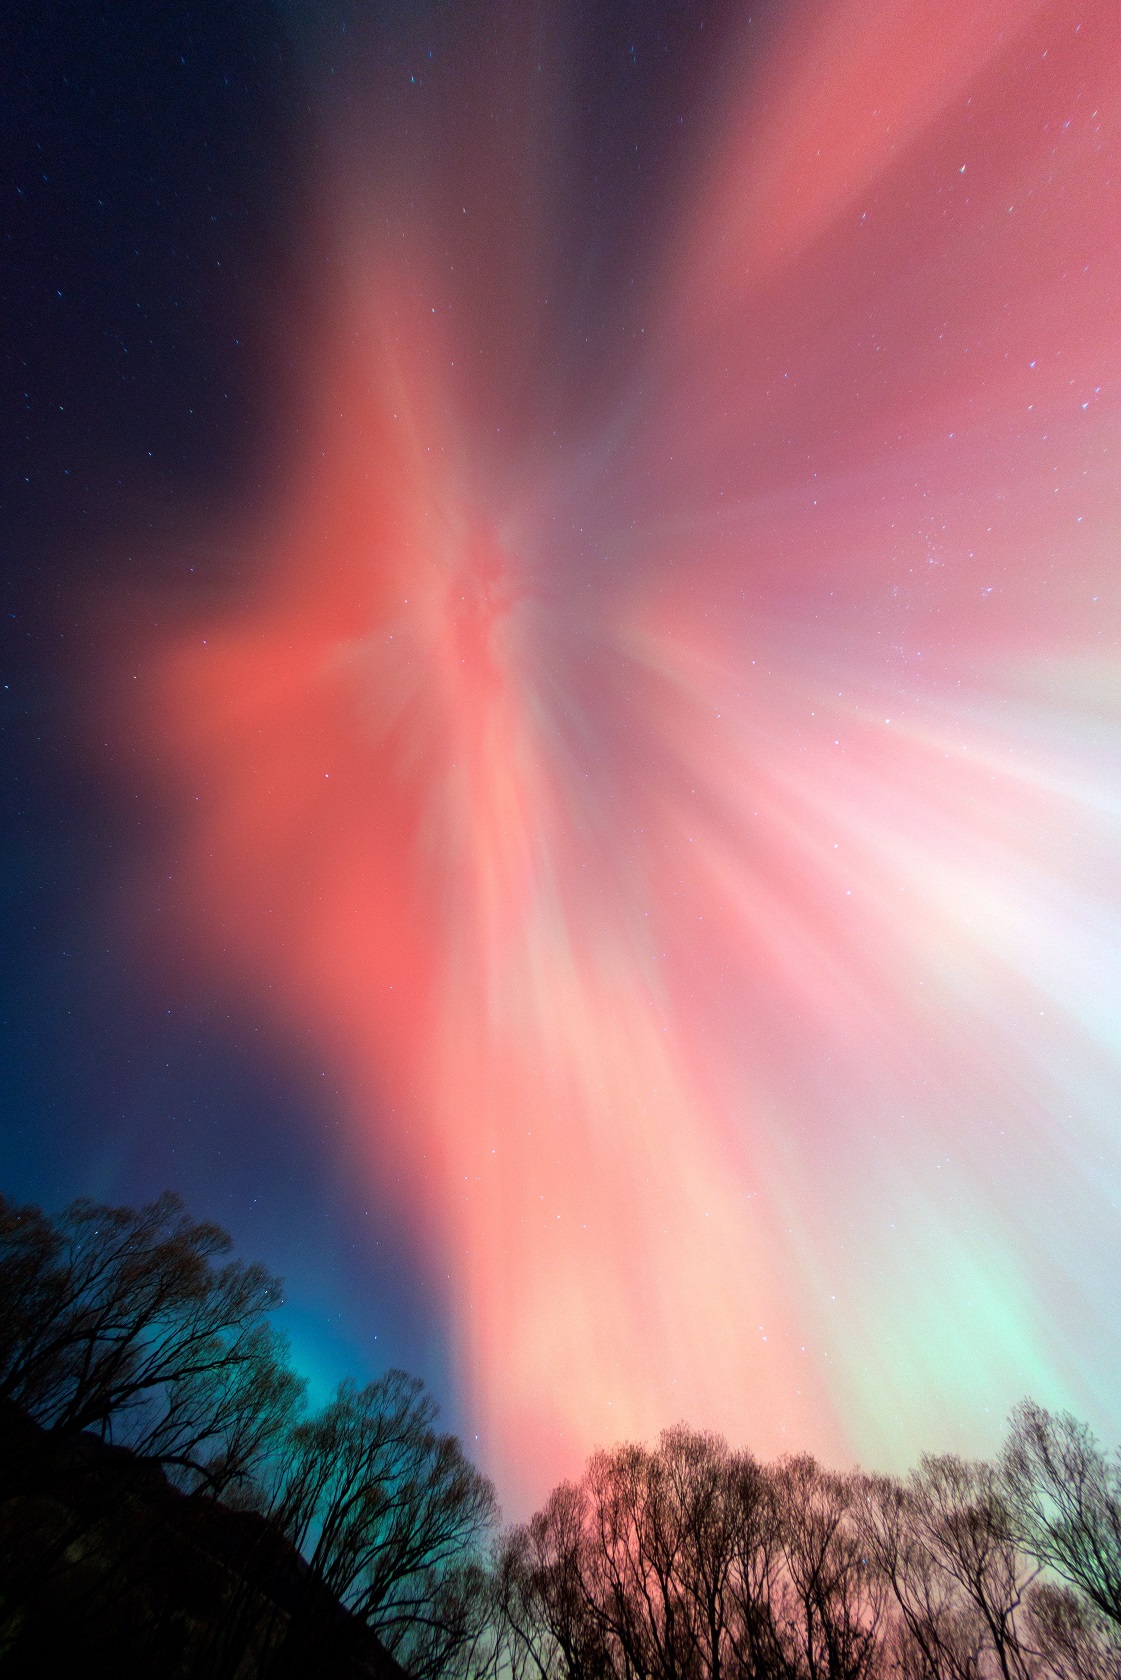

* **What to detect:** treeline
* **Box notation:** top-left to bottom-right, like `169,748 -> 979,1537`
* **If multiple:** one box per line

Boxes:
1,1189 -> 1119,1680
495,1414 -> 1121,1680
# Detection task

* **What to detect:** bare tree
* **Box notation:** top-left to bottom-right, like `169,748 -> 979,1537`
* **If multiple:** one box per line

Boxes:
0,1195 -> 67,1403
265,1369 -> 496,1679
580,1439 -> 697,1680
1000,1402 -> 1121,1634
721,1448 -> 788,1680
496,1479 -> 617,1680
768,1456 -> 886,1680
0,1191 -> 295,1494
144,1319 -> 305,1496
858,1472 -> 991,1680
1024,1581 -> 1121,1680
902,1456 -> 1035,1680
656,1427 -> 749,1680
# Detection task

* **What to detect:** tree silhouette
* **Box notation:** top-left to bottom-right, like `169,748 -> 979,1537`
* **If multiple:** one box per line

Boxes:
257,1368 -> 495,1678
0,1190 -> 298,1494
999,1401 -> 1121,1634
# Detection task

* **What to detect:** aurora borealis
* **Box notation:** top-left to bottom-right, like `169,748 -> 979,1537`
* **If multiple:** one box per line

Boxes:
4,0 -> 1120,1517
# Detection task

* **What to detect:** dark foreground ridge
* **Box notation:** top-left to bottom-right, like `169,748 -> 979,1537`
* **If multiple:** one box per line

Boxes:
0,1398 -> 405,1678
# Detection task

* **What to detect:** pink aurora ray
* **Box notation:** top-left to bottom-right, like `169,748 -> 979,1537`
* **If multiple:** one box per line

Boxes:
138,0 -> 1121,1511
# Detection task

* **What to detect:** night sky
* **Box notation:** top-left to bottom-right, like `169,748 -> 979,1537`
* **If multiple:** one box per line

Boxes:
2,0 -> 1119,1518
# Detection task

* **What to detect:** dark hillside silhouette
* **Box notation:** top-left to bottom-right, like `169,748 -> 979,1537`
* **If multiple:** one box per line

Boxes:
0,1397 -> 404,1678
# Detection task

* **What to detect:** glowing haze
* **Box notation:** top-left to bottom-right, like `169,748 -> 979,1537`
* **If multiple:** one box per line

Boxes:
134,0 -> 1120,1511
